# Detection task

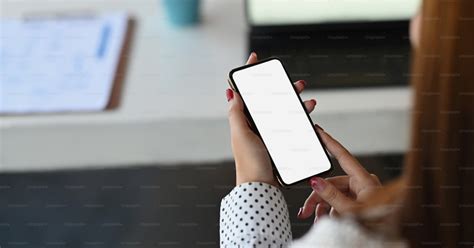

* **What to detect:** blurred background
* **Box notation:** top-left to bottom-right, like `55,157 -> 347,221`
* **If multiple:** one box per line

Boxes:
1,0 -> 419,247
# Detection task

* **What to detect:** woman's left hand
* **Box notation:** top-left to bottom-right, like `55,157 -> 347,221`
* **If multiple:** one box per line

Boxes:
226,52 -> 317,187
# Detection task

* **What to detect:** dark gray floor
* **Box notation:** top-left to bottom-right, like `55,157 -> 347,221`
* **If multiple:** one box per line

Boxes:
0,154 -> 402,248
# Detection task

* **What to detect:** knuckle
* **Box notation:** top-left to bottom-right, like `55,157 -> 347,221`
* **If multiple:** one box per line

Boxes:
325,188 -> 339,203
228,107 -> 241,122
227,104 -> 237,115
369,174 -> 382,185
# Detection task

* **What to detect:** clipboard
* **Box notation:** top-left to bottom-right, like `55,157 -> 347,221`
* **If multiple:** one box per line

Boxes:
0,12 -> 135,114
107,17 -> 134,110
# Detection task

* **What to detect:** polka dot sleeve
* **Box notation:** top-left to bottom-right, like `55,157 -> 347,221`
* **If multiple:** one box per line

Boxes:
219,182 -> 292,247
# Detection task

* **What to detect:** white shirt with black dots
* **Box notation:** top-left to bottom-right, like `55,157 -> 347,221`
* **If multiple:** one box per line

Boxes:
220,182 -> 292,247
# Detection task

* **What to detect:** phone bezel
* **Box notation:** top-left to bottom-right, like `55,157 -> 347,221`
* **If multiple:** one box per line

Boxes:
228,57 -> 333,187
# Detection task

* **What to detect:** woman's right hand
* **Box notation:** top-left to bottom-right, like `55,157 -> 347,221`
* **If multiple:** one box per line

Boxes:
297,126 -> 382,222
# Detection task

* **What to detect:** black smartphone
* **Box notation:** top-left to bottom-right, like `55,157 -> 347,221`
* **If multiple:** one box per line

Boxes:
228,57 -> 333,187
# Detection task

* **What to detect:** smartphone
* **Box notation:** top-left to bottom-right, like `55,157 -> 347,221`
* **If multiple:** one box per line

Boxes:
228,57 -> 332,186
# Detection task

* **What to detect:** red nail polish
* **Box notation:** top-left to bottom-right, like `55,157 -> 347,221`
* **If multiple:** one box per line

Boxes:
314,124 -> 324,131
300,80 -> 306,86
297,207 -> 303,218
311,99 -> 316,105
226,89 -> 234,101
310,177 -> 326,192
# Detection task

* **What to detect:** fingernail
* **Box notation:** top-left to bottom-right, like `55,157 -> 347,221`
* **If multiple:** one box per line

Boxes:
311,99 -> 316,105
297,207 -> 303,218
226,89 -> 234,102
314,124 -> 324,131
310,177 -> 326,192
314,216 -> 319,223
300,80 -> 306,86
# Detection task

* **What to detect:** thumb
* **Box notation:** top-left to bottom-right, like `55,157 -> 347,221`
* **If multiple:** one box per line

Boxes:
310,177 -> 357,214
226,89 -> 249,133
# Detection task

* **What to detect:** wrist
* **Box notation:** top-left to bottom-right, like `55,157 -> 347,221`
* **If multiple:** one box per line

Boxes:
236,176 -> 279,188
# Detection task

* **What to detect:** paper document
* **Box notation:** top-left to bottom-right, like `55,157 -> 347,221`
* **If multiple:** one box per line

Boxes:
0,12 -> 128,114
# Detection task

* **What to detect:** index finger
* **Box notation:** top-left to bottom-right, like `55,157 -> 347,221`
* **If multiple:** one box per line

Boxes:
315,126 -> 371,180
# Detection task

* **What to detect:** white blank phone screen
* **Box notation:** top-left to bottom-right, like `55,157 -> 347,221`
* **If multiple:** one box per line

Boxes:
232,59 -> 331,185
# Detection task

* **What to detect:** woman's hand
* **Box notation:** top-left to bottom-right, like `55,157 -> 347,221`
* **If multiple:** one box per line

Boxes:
227,52 -> 317,187
297,126 -> 382,222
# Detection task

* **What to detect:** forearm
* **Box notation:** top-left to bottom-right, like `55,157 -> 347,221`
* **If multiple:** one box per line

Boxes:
219,182 -> 292,247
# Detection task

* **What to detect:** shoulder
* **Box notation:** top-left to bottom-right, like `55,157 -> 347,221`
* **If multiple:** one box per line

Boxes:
291,217 -> 406,248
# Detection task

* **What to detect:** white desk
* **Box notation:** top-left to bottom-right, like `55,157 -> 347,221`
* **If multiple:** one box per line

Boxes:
0,0 -> 411,172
